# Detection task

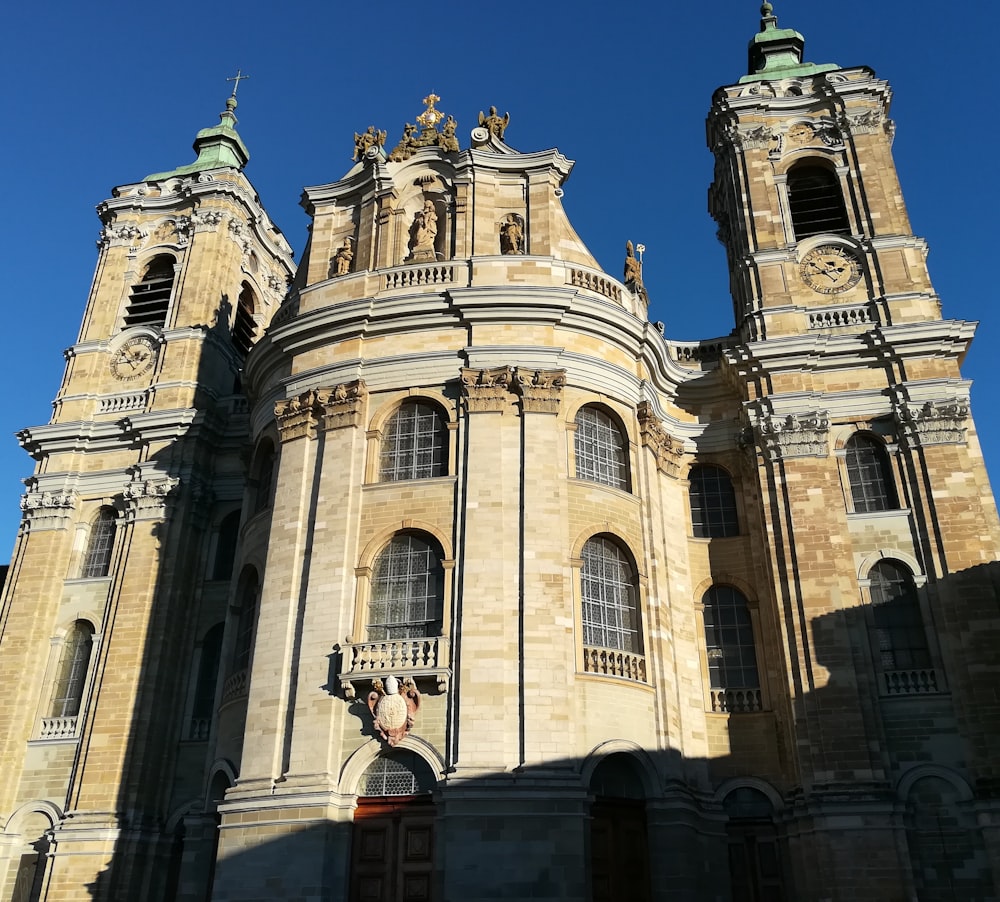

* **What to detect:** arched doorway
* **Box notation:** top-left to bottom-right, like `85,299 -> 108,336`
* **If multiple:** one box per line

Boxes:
723,786 -> 784,902
589,753 -> 651,902
350,750 -> 437,902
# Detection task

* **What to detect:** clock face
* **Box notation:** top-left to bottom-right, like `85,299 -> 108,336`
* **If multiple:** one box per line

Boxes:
110,337 -> 157,380
799,246 -> 862,294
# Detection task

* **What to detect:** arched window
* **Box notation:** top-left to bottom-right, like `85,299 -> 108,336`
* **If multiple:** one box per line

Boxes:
358,750 -> 438,797
786,163 -> 850,240
232,283 -> 257,357
189,623 -> 225,740
845,434 -> 898,513
702,586 -> 761,713
81,507 -> 116,578
212,511 -> 241,580
252,441 -> 276,513
378,401 -> 448,481
689,465 -> 739,538
231,569 -> 259,677
868,561 -> 931,673
574,406 -> 629,490
581,536 -> 641,653
367,534 -> 444,640
723,788 -> 785,902
124,255 -> 175,328
50,620 -> 94,718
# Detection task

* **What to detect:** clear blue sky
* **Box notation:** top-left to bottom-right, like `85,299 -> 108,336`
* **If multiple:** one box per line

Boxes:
0,2 -> 995,556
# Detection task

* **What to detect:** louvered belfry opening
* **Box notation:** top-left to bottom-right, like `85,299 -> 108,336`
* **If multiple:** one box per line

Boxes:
232,283 -> 257,357
124,255 -> 175,328
787,164 -> 850,239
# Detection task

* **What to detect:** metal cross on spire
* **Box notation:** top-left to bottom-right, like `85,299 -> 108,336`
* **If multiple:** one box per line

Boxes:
226,69 -> 251,97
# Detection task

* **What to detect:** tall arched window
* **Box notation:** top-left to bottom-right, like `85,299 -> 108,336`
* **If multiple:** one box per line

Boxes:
232,283 -> 257,357
702,586 -> 761,713
689,465 -> 739,538
378,401 -> 448,482
868,561 -> 931,673
574,406 -> 629,490
212,510 -> 241,580
581,536 -> 641,653
845,434 -> 898,513
231,569 -> 260,678
190,623 -> 225,740
124,255 -> 175,328
82,508 -> 116,578
50,620 -> 94,718
252,441 -> 276,513
367,534 -> 444,640
786,163 -> 850,239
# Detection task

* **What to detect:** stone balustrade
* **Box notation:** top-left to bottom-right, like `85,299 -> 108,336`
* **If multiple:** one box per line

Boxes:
383,264 -> 455,290
221,668 -> 249,703
882,668 -> 939,695
338,636 -> 450,698
38,716 -> 78,739
710,687 -> 763,713
582,646 -> 646,682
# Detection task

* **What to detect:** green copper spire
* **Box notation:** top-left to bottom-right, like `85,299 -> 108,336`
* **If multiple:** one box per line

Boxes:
738,2 -> 838,83
144,93 -> 251,181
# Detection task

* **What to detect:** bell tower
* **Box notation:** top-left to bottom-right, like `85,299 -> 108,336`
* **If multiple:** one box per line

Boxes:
708,2 -> 937,341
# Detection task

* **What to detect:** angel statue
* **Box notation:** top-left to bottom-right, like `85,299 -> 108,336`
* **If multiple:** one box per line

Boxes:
353,125 -> 387,161
368,675 -> 421,746
478,106 -> 510,139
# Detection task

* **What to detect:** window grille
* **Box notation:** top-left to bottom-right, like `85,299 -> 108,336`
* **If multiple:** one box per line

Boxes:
367,535 -> 444,641
845,434 -> 897,513
575,407 -> 628,490
703,586 -> 760,693
868,561 -> 931,670
358,750 -> 436,796
379,402 -> 447,481
689,466 -> 739,538
124,256 -> 174,328
50,621 -> 94,718
82,508 -> 116,578
787,165 -> 850,239
581,537 -> 640,652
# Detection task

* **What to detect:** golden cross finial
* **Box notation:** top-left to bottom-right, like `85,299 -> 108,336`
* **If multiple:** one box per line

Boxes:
417,93 -> 443,129
227,68 -> 251,97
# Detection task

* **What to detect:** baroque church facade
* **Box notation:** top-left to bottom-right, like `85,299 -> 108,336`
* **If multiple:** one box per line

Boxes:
2,7 -> 1000,901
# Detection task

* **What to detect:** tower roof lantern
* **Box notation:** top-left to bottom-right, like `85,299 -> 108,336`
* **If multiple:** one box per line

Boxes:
144,92 -> 250,182
739,1 -> 838,83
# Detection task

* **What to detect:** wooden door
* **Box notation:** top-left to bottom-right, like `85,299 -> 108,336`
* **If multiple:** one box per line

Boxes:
590,798 -> 651,902
350,798 -> 435,902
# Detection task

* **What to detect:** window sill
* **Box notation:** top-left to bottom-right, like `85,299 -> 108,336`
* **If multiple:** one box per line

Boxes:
709,687 -> 764,713
363,475 -> 457,489
567,479 -> 638,501
846,507 -> 911,520
31,716 -> 80,742
580,646 -> 648,684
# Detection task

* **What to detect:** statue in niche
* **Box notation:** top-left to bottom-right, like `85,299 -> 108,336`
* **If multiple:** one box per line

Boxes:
438,115 -> 459,152
333,236 -> 354,275
500,214 -> 524,255
353,125 -> 387,161
368,675 -> 420,746
408,199 -> 438,262
479,106 -> 510,139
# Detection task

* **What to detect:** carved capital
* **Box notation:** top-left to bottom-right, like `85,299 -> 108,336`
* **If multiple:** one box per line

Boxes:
512,368 -> 566,414
320,380 -> 368,430
837,109 -> 883,136
753,409 -> 830,460
894,398 -> 969,447
737,124 -> 772,150
275,390 -> 325,442
20,490 -> 76,531
98,222 -> 147,249
461,367 -> 513,414
636,401 -> 684,477
123,472 -> 180,521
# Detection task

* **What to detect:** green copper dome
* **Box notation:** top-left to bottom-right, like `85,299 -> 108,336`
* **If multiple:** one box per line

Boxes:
739,2 -> 837,83
144,95 -> 250,181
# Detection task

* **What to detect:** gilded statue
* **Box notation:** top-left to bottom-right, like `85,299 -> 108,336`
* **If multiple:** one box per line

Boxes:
479,106 -> 510,139
353,125 -> 387,161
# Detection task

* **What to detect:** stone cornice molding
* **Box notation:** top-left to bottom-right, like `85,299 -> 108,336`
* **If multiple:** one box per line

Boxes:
511,368 -> 566,414
894,397 -> 969,448
461,366 -> 513,413
636,401 -> 684,477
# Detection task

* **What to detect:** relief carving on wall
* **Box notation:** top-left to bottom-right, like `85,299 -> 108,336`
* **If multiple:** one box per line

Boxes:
512,368 -> 566,414
461,366 -> 513,413
895,398 -> 969,447
637,401 -> 684,477
753,409 -> 830,460
368,675 -> 420,747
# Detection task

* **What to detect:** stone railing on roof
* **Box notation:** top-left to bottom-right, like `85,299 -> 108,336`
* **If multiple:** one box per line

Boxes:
666,337 -> 737,367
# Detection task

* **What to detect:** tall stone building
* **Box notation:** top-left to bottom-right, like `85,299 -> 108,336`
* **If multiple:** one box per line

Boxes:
2,7 -> 999,901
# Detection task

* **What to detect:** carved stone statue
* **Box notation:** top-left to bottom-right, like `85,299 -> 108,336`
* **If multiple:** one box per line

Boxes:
409,200 -> 438,262
389,123 -> 419,162
624,240 -> 642,284
367,675 -> 420,746
438,115 -> 459,152
479,106 -> 510,139
353,125 -> 387,161
500,214 -> 524,255
333,237 -> 354,275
